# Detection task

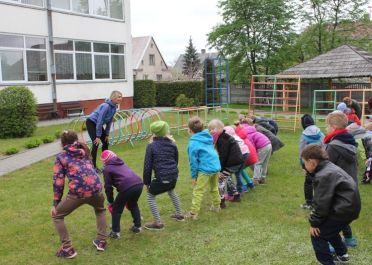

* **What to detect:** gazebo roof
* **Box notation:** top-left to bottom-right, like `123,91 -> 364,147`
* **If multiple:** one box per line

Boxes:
280,44 -> 372,79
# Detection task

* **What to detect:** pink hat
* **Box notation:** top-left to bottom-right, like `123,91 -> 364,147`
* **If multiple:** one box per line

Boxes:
100,150 -> 117,163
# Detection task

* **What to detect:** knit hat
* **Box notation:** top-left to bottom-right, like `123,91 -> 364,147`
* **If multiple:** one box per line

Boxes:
150,121 -> 169,137
336,102 -> 347,112
301,114 -> 314,129
100,150 -> 117,163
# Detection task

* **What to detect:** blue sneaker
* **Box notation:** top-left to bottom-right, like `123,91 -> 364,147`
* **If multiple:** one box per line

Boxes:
344,237 -> 357,247
242,185 -> 249,192
247,182 -> 255,190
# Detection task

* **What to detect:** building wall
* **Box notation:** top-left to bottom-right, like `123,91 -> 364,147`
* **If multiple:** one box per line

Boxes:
0,0 -> 133,116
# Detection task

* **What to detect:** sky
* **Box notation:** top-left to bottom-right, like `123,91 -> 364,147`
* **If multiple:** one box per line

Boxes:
130,0 -> 222,66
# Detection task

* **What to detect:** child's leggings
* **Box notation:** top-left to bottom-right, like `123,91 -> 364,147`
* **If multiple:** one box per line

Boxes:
147,189 -> 182,223
241,166 -> 253,185
218,172 -> 238,198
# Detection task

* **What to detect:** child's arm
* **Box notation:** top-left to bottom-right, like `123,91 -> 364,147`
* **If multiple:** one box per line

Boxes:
52,157 -> 66,207
188,145 -> 198,179
103,171 -> 114,204
174,144 -> 179,165
143,144 -> 153,185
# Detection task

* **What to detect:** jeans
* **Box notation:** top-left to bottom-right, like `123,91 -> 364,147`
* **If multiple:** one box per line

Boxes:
86,119 -> 109,168
112,184 -> 143,232
311,219 -> 351,265
304,173 -> 314,204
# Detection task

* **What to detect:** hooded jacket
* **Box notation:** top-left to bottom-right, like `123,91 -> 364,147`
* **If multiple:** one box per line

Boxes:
309,160 -> 361,227
299,125 -> 324,157
215,130 -> 244,171
235,126 -> 258,165
102,157 -> 143,204
243,125 -> 271,150
88,99 -> 117,137
52,142 -> 102,206
188,129 -> 221,179
224,126 -> 249,155
325,132 -> 358,183
143,137 -> 179,184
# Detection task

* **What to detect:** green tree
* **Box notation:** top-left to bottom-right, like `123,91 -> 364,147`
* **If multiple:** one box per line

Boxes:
182,37 -> 201,79
208,0 -> 296,80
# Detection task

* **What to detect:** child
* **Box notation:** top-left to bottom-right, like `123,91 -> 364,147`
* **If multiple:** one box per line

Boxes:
143,121 -> 183,230
324,110 -> 359,247
301,144 -> 360,265
208,119 -> 244,205
240,118 -> 272,185
186,117 -> 221,219
361,122 -> 372,184
51,130 -> 107,258
101,150 -> 143,238
299,114 -> 324,209
86,90 -> 123,172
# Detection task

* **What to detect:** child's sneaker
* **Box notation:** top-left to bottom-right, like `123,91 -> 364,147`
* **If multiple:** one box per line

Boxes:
333,253 -> 349,263
92,239 -> 106,251
55,246 -> 77,259
247,182 -> 255,190
231,193 -> 241,202
185,211 -> 198,220
130,225 -> 142,234
226,194 -> 234,201
253,178 -> 260,186
220,198 -> 226,209
300,202 -> 312,210
144,222 -> 164,230
344,237 -> 357,247
108,231 -> 120,239
258,178 -> 266,185
170,214 -> 185,222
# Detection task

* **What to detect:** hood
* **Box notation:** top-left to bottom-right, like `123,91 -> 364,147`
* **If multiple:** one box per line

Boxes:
190,129 -> 214,145
224,126 -> 236,137
303,125 -> 322,136
329,139 -> 358,162
105,156 -> 124,166
63,142 -> 87,158
332,132 -> 357,147
301,114 -> 315,129
105,99 -> 116,108
244,125 -> 257,134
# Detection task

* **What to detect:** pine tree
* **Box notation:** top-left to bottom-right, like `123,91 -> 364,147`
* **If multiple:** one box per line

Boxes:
182,37 -> 200,79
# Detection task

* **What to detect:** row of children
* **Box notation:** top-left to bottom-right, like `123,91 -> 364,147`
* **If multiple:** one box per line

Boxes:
50,114 -> 284,259
298,110 -> 364,265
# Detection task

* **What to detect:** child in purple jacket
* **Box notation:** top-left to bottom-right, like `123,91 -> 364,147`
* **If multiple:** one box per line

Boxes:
51,130 -> 106,258
101,150 -> 143,238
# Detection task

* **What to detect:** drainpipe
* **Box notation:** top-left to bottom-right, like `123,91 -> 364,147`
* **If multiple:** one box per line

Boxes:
46,0 -> 58,117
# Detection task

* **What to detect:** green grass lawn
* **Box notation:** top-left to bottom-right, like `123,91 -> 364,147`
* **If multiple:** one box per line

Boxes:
0,129 -> 371,264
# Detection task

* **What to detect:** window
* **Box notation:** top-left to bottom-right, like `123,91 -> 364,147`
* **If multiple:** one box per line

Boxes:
144,75 -> 148,80
53,39 -> 125,81
109,0 -> 123,19
92,0 -> 108,16
51,0 -> 70,10
6,0 -> 44,7
149,54 -> 155,65
0,34 -> 47,83
72,0 -> 89,14
156,74 -> 162,81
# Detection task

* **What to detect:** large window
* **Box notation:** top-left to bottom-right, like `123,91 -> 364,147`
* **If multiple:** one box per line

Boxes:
0,34 -> 47,83
4,0 -> 44,7
149,54 -> 155,65
54,38 -> 125,81
52,0 -> 124,20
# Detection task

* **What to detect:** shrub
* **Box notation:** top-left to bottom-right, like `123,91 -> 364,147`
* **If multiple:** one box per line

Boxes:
134,80 -> 156,108
0,86 -> 38,138
42,136 -> 55,143
156,81 -> 203,107
229,110 -> 237,114
25,139 -> 42,149
175,94 -> 194,108
55,130 -> 62,139
240,110 -> 248,115
5,148 -> 19,155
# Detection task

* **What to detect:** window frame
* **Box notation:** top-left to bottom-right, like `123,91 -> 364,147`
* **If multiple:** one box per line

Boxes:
0,33 -> 48,84
0,0 -> 45,8
149,54 -> 155,66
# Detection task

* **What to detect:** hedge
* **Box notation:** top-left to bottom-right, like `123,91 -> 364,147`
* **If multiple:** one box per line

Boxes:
133,80 -> 157,108
156,81 -> 204,107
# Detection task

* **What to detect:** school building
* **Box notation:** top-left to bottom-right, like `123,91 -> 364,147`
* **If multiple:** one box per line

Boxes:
0,0 -> 133,119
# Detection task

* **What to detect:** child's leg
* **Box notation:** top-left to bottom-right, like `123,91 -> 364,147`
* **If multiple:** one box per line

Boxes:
260,144 -> 272,179
167,189 -> 182,215
86,193 -> 106,242
226,174 -> 238,195
53,194 -> 85,248
147,192 -> 162,223
126,185 -> 143,228
218,176 -> 226,199
208,172 -> 222,208
241,166 -> 253,185
191,173 -> 210,214
110,192 -> 128,233
304,173 -> 313,205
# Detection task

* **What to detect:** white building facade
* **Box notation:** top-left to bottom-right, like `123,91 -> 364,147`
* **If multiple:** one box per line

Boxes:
0,0 -> 133,119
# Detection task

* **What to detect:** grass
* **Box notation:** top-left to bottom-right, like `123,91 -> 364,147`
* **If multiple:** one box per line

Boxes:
0,127 -> 372,264
0,124 -> 66,156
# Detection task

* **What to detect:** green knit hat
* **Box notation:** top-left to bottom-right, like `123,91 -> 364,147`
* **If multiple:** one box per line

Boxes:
150,121 -> 169,137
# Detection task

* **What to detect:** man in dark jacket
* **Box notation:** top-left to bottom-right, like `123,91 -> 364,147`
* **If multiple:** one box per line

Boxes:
301,144 -> 361,265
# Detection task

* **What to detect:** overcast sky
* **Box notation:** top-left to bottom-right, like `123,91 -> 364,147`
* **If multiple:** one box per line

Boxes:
131,0 -> 222,66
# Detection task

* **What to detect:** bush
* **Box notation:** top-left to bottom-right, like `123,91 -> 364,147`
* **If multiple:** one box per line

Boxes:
156,81 -> 203,107
133,80 -> 156,108
25,139 -> 42,149
42,135 -> 55,143
0,86 -> 38,138
240,110 -> 248,115
5,148 -> 19,155
175,94 -> 194,108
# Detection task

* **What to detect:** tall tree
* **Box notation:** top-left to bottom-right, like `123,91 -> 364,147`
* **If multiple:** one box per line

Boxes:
182,37 -> 200,79
207,0 -> 296,80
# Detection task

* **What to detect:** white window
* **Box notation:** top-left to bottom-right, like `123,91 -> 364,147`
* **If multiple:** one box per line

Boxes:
149,54 -> 155,65
4,0 -> 44,7
51,0 -> 70,10
157,74 -> 162,81
72,0 -> 89,14
53,39 -> 125,81
0,34 -> 47,83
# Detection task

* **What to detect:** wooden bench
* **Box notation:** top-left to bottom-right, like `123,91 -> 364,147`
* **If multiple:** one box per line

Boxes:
60,101 -> 85,118
37,103 -> 57,120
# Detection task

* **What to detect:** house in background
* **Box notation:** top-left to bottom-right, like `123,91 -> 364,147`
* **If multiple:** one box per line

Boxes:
173,49 -> 218,80
132,36 -> 171,81
0,0 -> 133,120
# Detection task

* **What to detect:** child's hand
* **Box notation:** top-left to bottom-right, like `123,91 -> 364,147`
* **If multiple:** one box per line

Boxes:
192,179 -> 197,187
310,227 -> 320,237
107,203 -> 113,214
50,206 -> 57,217
94,137 -> 101,146
146,185 -> 150,192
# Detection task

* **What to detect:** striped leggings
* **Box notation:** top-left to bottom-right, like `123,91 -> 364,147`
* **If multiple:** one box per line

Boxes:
147,189 -> 182,223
